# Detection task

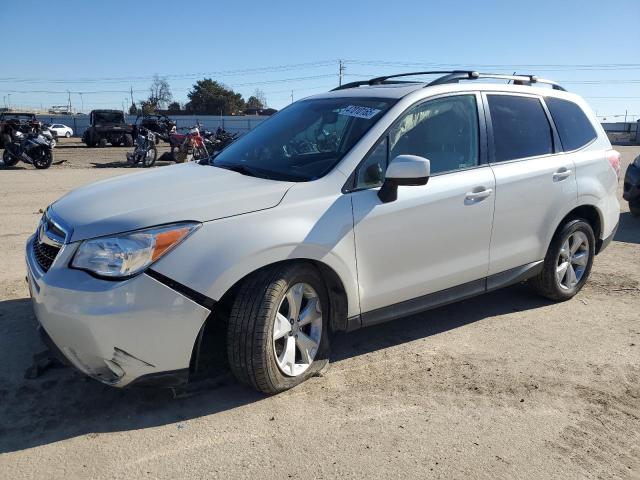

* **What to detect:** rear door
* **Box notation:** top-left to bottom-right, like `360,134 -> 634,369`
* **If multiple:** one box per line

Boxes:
484,93 -> 577,275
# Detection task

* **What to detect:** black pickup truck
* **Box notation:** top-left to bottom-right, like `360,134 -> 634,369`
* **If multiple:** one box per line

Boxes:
82,110 -> 134,147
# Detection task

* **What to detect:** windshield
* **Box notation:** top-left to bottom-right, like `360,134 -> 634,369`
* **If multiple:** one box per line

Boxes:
94,112 -> 124,124
212,97 -> 395,181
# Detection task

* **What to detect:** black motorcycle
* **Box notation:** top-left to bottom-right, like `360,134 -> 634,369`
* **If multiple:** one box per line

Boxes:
623,154 -> 640,216
126,128 -> 157,167
202,126 -> 239,154
2,131 -> 53,169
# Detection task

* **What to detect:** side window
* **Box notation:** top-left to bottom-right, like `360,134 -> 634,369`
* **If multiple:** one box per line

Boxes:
545,97 -> 597,151
487,95 -> 553,162
355,137 -> 387,188
388,95 -> 479,175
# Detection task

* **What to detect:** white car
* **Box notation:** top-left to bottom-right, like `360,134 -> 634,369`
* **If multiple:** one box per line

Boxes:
48,123 -> 73,138
25,71 -> 620,393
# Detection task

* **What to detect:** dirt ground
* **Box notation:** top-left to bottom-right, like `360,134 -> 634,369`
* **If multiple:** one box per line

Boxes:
0,142 -> 639,479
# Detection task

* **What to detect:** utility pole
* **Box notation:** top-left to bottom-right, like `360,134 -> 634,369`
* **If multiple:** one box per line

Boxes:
7,94 -> 11,110
291,90 -> 294,103
338,59 -> 345,86
624,109 -> 628,123
2,96 -> 5,108
79,93 -> 84,113
67,90 -> 72,114
130,86 -> 134,110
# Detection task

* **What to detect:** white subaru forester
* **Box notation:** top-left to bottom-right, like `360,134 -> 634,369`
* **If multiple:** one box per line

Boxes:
26,71 -> 620,393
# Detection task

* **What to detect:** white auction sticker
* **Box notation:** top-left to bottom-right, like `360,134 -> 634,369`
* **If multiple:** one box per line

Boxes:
337,105 -> 381,120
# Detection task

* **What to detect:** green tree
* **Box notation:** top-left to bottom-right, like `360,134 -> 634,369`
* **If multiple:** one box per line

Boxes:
167,101 -> 181,112
186,79 -> 245,115
246,88 -> 267,109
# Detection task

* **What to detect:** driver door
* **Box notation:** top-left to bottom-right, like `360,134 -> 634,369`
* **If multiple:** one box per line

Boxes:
349,93 -> 496,324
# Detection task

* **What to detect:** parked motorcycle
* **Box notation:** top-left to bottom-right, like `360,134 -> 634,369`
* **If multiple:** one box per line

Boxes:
201,126 -> 239,155
169,125 -> 209,163
126,128 -> 157,167
2,131 -> 54,169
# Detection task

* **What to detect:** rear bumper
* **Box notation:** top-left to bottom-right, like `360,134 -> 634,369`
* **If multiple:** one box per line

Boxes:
26,235 -> 211,387
596,221 -> 618,254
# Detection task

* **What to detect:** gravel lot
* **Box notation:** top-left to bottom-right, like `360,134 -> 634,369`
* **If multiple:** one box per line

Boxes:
0,142 -> 639,479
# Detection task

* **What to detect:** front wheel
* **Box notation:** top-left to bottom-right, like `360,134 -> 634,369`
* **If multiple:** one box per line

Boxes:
142,145 -> 157,167
32,149 -> 53,169
227,263 -> 330,394
629,200 -> 640,217
530,219 -> 595,301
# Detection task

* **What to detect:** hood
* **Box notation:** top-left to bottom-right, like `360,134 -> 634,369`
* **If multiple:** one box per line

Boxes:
51,163 -> 293,242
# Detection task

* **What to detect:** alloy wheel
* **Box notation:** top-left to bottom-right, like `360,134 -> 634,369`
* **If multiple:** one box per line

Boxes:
556,231 -> 590,290
273,283 -> 323,377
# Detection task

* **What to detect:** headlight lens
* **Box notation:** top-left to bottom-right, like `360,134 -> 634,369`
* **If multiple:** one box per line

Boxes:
71,222 -> 200,278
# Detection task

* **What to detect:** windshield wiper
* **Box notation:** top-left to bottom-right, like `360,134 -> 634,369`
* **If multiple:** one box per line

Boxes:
216,164 -> 272,180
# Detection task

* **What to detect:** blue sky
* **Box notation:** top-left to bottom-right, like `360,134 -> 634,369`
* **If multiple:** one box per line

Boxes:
1,0 -> 639,119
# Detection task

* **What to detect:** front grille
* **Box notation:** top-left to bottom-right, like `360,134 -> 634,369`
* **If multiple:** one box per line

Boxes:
33,238 -> 60,272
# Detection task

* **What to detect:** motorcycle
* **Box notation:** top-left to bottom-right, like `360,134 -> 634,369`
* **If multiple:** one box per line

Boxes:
126,128 -> 157,167
1,130 -> 54,169
168,124 -> 209,163
202,126 -> 239,154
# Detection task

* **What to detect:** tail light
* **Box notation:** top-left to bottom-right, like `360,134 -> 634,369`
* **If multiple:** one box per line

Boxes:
606,149 -> 621,181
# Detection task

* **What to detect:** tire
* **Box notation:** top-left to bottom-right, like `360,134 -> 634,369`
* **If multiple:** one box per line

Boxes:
227,263 -> 330,394
142,145 -> 157,167
2,149 -> 19,167
1,133 -> 10,149
65,131 -> 71,138
98,137 -> 108,148
530,218 -> 595,301
630,200 -> 640,217
123,134 -> 134,147
32,149 -> 53,169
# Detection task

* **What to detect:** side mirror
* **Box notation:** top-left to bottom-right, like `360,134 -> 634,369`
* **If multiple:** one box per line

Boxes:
378,155 -> 430,203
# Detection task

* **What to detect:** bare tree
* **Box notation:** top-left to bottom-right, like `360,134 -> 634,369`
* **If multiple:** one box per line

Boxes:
246,88 -> 267,109
143,74 -> 172,112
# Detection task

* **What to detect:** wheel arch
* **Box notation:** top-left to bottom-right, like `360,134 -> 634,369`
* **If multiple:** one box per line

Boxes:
188,258 -> 351,379
553,204 -> 604,253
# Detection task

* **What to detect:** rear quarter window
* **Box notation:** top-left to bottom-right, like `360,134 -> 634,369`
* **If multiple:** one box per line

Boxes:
545,97 -> 597,151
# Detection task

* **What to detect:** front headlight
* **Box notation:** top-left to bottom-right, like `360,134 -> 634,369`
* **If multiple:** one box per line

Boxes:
71,222 -> 200,279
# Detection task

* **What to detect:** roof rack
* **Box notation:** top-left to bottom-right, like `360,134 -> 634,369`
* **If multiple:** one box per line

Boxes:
331,70 -> 567,92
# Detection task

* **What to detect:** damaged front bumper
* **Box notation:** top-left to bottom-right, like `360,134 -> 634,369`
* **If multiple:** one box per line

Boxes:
25,235 -> 211,387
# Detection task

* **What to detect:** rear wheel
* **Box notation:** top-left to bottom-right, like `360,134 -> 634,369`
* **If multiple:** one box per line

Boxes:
1,133 -> 11,149
530,219 -> 595,301
98,137 -> 108,148
65,131 -> 71,138
2,149 -> 19,167
630,200 -> 640,217
227,263 -> 330,394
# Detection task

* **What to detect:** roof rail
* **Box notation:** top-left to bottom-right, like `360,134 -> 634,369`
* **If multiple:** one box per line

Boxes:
331,70 -> 567,92
331,71 -> 464,91
427,72 -> 567,91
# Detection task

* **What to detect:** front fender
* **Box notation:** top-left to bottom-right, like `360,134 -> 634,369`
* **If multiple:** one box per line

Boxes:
151,193 -> 360,318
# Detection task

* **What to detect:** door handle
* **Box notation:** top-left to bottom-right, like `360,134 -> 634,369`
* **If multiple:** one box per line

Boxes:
465,188 -> 493,202
553,168 -> 572,181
